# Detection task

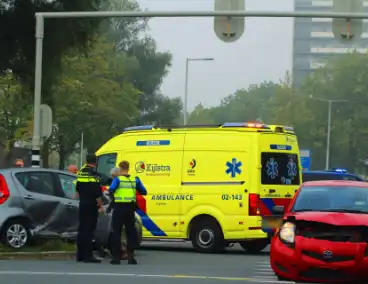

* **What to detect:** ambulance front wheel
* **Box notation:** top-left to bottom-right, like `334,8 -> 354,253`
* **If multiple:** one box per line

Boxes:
190,218 -> 224,253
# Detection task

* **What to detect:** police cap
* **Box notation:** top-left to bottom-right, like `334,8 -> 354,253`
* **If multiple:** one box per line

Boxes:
86,153 -> 97,164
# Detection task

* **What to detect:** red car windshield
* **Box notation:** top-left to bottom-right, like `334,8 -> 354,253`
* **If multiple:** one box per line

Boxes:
292,186 -> 368,214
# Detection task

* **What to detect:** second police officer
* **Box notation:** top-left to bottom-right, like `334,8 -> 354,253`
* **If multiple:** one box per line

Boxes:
75,153 -> 105,263
109,160 -> 147,265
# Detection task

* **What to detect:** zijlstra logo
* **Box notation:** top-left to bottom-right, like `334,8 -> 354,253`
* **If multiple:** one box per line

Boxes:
135,161 -> 145,173
135,161 -> 170,173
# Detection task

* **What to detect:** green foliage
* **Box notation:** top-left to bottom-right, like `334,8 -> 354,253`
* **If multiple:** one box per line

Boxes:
0,72 -> 32,153
301,52 -> 368,170
0,0 -> 103,88
188,53 -> 368,172
0,0 -> 184,168
140,94 -> 183,125
0,239 -> 75,252
50,37 -> 140,168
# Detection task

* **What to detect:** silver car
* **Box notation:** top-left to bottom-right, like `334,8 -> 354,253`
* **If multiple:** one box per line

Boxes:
0,168 -> 142,250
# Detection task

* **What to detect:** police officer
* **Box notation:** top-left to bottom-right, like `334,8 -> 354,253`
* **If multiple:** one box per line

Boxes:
109,160 -> 147,265
76,153 -> 105,263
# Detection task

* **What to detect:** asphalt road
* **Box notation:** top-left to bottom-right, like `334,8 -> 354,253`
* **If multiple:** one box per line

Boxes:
0,243 -> 301,284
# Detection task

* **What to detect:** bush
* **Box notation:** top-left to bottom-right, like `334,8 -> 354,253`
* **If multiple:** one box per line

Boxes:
0,239 -> 76,252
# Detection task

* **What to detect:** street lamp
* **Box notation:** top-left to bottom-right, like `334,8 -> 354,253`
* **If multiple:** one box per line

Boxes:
308,95 -> 348,170
184,57 -> 214,125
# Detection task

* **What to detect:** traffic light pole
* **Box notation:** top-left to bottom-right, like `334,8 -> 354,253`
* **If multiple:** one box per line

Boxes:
32,10 -> 368,167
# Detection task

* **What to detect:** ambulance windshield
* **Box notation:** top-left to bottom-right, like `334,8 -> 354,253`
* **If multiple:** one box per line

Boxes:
96,153 -> 117,178
261,152 -> 300,185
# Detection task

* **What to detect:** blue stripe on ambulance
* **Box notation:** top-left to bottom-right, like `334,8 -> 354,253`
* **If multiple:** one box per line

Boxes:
261,198 -> 276,214
136,209 -> 167,237
260,198 -> 276,233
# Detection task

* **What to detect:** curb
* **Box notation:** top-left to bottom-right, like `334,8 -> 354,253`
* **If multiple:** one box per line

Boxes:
0,251 -> 76,260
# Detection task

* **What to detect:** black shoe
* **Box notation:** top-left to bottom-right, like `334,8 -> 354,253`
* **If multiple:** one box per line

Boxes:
110,259 -> 121,265
76,254 -> 84,262
83,257 -> 101,263
128,256 -> 137,265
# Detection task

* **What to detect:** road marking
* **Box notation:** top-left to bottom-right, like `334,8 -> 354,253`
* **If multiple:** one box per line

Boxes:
253,276 -> 277,279
253,271 -> 274,275
251,280 -> 294,283
0,270 -> 297,283
255,264 -> 270,267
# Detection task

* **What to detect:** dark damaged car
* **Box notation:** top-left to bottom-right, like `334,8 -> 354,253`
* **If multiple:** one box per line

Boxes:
270,180 -> 368,283
0,168 -> 142,250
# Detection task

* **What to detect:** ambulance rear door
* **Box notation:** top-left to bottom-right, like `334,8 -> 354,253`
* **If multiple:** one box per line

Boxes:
258,132 -> 301,216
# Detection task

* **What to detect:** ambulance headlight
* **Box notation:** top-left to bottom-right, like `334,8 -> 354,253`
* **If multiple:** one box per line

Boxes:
279,222 -> 295,244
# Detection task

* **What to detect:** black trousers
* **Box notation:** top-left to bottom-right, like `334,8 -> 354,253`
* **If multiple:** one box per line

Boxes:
111,202 -> 137,260
77,204 -> 98,260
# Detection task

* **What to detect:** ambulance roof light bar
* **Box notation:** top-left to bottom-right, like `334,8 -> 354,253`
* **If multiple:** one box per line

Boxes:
331,168 -> 347,173
284,126 -> 295,131
124,125 -> 155,131
222,122 -> 270,129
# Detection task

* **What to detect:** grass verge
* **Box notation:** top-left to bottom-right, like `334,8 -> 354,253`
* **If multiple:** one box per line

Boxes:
0,239 -> 76,253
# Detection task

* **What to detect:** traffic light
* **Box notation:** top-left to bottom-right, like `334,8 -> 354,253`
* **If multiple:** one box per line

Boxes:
332,0 -> 363,42
214,0 -> 245,43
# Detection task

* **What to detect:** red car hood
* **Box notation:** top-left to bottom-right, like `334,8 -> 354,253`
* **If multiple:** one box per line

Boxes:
285,211 -> 368,226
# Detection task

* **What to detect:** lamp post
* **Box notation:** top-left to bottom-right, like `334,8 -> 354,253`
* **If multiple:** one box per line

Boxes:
183,57 -> 214,125
309,96 -> 348,170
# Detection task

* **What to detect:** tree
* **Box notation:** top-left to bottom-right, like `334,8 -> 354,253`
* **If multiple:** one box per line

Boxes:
49,38 -> 140,169
100,0 -> 148,51
188,104 -> 216,125
0,71 -> 32,164
0,0 -> 103,89
100,1 -> 179,126
188,82 -> 282,125
139,94 -> 182,125
301,52 -> 368,170
187,52 -> 368,172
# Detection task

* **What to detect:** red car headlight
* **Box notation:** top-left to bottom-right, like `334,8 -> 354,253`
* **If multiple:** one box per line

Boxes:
279,222 -> 296,244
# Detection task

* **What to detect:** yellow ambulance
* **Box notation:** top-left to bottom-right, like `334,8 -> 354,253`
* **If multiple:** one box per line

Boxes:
95,122 -> 302,253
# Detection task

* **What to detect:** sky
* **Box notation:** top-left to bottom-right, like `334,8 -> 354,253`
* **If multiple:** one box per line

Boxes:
137,0 -> 293,110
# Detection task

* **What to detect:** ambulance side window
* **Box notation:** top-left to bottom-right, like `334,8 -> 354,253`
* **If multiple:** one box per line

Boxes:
97,153 -> 117,183
261,152 -> 300,185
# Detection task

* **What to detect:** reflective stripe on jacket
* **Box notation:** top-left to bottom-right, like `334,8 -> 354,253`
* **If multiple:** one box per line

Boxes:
114,176 -> 136,202
76,164 -> 99,183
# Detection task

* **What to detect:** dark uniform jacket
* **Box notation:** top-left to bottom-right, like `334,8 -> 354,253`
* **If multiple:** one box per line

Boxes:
76,165 -> 103,206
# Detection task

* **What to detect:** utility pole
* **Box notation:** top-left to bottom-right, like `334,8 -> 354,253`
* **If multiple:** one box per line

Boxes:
326,101 -> 332,170
309,96 -> 347,170
80,132 -> 84,168
183,57 -> 214,125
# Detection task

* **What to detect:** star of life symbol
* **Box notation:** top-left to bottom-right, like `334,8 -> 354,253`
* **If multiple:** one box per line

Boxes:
287,159 -> 297,179
226,158 -> 242,178
266,158 -> 279,179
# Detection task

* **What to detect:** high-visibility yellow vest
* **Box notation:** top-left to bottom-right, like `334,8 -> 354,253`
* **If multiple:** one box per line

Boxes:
76,164 -> 99,183
114,176 -> 136,203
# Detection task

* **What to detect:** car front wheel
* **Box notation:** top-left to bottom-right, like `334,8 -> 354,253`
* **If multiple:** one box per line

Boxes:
2,221 -> 30,249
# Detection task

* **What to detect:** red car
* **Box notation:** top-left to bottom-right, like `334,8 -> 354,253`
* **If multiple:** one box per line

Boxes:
270,180 -> 368,283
